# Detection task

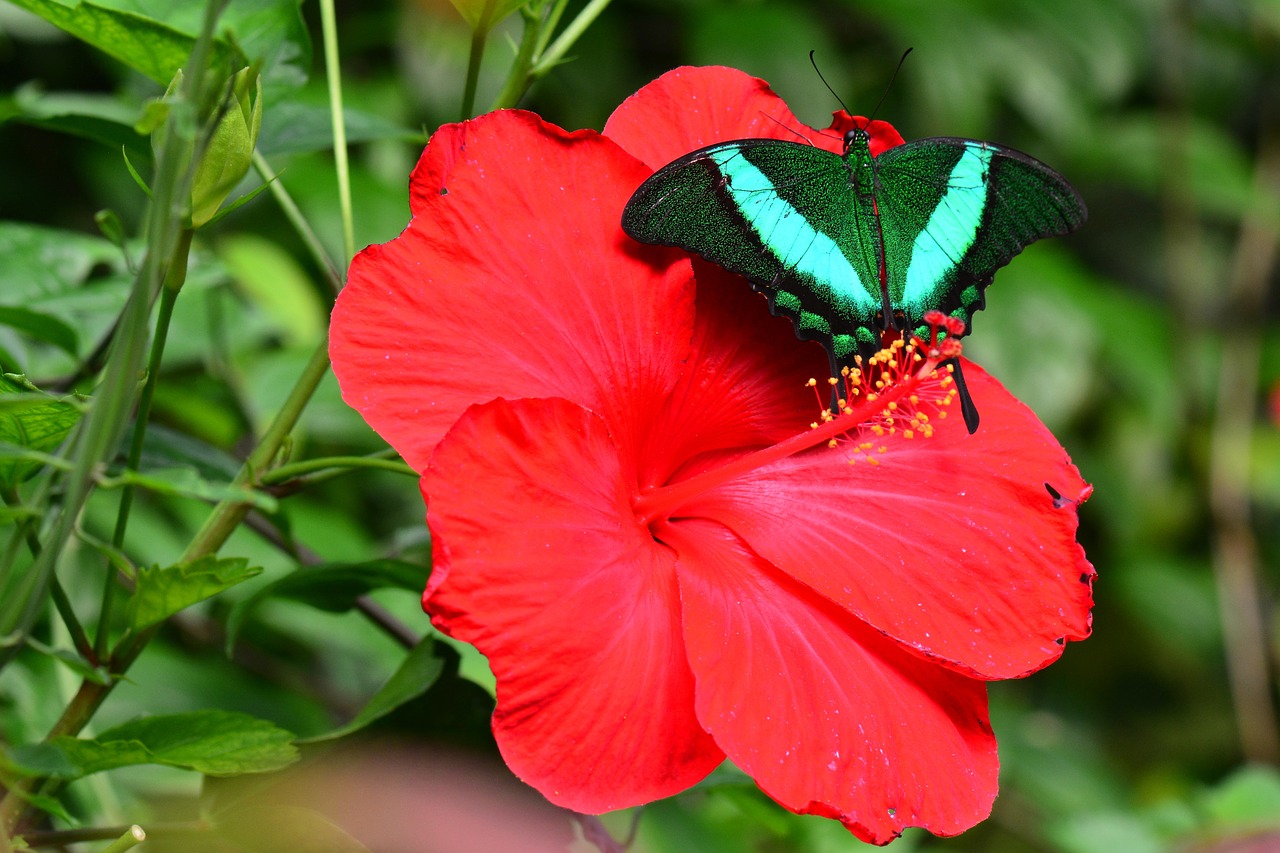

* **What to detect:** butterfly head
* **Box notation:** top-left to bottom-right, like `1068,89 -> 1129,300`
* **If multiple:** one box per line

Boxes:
843,125 -> 872,154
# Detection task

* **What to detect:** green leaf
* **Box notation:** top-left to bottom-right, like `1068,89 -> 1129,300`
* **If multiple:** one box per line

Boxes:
128,555 -> 263,632
0,306 -> 80,356
15,710 -> 298,779
0,83 -> 151,158
256,102 -> 424,157
103,466 -> 279,513
0,374 -> 81,489
300,636 -> 442,744
138,423 -> 243,482
0,222 -> 122,305
1202,765 -> 1280,826
224,558 -> 427,651
4,0 -> 239,85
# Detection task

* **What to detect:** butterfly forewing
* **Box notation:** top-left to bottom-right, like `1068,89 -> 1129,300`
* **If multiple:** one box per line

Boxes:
623,139 -> 884,360
874,138 -> 1087,339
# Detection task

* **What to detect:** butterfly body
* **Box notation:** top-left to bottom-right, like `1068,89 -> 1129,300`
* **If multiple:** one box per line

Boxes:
622,124 -> 1087,429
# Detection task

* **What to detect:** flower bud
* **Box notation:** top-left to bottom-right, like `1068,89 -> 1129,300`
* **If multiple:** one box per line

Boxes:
189,66 -> 262,228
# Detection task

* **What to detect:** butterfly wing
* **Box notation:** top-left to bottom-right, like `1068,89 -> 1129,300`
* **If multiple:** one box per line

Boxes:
622,138 -> 884,364
873,137 -> 1087,341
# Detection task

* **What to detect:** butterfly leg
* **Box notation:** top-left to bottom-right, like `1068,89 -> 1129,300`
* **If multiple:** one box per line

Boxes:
948,358 -> 980,434
826,348 -> 843,412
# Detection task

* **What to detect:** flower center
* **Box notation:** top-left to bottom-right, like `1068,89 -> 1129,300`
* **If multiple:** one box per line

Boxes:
633,311 -> 966,526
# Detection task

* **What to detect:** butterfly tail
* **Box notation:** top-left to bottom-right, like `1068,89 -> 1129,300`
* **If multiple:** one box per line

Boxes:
949,358 -> 980,434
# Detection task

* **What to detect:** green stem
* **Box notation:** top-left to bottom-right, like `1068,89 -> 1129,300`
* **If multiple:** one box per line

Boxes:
1,488 -> 94,663
98,229 -> 192,657
529,0 -> 613,79
260,454 -> 416,486
490,7 -> 543,111
461,26 -> 490,120
99,825 -> 146,853
23,822 -> 209,848
532,0 -> 569,60
319,0 -> 355,264
179,338 -> 333,564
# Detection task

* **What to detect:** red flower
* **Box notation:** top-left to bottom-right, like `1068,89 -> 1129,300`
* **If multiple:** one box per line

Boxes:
329,66 -> 1094,844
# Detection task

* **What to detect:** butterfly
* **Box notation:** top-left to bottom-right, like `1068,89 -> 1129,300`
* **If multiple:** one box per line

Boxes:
621,119 -> 1086,433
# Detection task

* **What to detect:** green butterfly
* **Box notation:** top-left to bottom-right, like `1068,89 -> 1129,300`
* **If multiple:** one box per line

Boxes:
621,123 -> 1086,432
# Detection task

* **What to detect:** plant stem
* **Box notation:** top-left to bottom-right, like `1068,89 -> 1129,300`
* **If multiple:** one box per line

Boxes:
23,822 -> 209,848
532,0 -> 569,59
461,26 -> 490,120
1,488 -> 94,663
1209,124 -> 1280,764
180,338 -> 333,564
319,0 -> 355,265
260,454 -> 417,486
100,825 -> 146,853
490,7 -> 543,111
98,229 -> 192,658
530,0 -> 612,79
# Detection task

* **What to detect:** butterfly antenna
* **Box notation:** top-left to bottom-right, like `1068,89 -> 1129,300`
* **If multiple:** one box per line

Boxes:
866,47 -> 913,126
759,112 -> 814,144
809,51 -> 851,118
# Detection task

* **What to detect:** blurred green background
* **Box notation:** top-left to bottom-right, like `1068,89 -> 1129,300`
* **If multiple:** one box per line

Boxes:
1,0 -> 1279,850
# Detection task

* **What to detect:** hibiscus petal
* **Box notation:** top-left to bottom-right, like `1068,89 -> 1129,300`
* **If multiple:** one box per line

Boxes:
603,66 -> 836,170
635,260 -> 831,488
423,397 -> 724,812
688,360 -> 1094,679
331,110 -> 695,470
665,517 -> 997,845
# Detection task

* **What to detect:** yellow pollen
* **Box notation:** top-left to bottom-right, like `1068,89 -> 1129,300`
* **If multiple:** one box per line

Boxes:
806,378 -> 817,388
904,429 -> 915,439
827,439 -> 838,448
868,457 -> 879,466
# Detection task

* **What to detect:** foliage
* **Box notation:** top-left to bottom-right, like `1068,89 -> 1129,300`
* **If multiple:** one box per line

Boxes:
0,0 -> 1276,850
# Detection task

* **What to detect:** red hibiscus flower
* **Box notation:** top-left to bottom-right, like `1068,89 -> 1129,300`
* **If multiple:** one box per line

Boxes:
329,66 -> 1094,844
